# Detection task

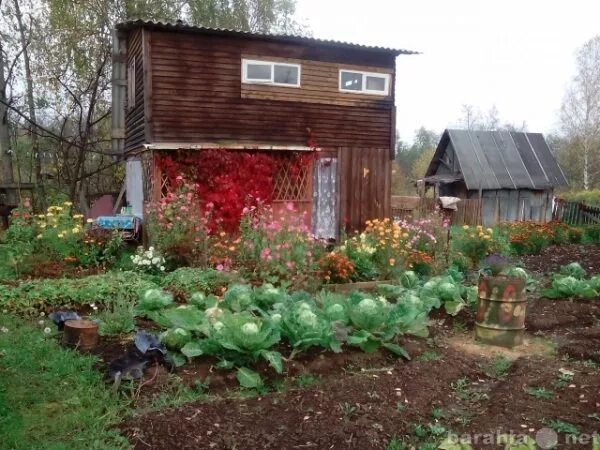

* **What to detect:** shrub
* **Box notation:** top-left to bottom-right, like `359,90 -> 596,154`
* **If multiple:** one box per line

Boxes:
318,252 -> 355,283
145,177 -> 212,267
237,202 -> 325,285
582,225 -> 600,244
160,267 -> 236,299
0,271 -> 158,313
451,225 -> 498,267
497,221 -> 582,255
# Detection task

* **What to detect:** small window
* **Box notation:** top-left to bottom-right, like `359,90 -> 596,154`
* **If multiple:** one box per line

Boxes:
339,70 -> 390,95
127,60 -> 136,109
242,59 -> 301,87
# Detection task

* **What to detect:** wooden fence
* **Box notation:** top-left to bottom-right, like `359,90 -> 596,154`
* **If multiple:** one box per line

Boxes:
391,196 -> 482,226
553,199 -> 600,225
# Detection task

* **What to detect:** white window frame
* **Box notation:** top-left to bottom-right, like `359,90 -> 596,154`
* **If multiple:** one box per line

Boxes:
338,70 -> 390,96
242,59 -> 301,87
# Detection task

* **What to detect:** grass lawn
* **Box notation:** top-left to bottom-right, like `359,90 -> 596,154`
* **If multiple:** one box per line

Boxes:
0,315 -> 128,450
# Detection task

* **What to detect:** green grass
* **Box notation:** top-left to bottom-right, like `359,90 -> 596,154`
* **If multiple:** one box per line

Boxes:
417,351 -> 441,362
0,314 -> 129,450
524,386 -> 554,400
545,419 -> 579,436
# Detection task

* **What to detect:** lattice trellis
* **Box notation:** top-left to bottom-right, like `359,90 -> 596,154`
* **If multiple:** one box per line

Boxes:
272,156 -> 311,201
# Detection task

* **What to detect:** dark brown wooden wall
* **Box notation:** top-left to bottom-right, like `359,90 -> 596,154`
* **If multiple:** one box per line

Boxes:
339,147 -> 391,231
145,30 -> 395,149
124,29 -> 145,151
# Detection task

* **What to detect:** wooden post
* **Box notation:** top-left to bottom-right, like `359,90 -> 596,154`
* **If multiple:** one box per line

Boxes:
494,196 -> 500,225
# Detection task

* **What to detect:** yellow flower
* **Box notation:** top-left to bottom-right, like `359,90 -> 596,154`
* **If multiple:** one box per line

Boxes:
36,234 -> 43,239
46,212 -> 54,217
402,232 -> 409,238
37,214 -> 45,219
486,228 -> 493,234
63,201 -> 73,206
86,218 -> 94,223
39,223 -> 46,229
483,235 -> 491,240
463,225 -> 469,230
476,225 -> 483,230
389,258 -> 396,266
383,218 -> 390,223
228,246 -> 235,252
379,240 -> 385,245
365,220 -> 372,226
72,227 -> 80,233
57,233 -> 64,239
73,214 -> 83,219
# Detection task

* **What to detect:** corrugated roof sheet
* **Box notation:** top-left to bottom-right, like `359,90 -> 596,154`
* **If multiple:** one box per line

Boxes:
425,129 -> 569,190
116,19 -> 418,56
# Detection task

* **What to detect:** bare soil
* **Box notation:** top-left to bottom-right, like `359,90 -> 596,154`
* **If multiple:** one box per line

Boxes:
113,244 -> 600,449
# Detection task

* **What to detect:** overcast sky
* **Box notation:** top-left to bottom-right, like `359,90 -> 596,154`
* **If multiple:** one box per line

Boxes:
295,0 -> 600,143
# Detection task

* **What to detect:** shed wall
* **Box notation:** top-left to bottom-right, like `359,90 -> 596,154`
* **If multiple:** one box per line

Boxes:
468,189 -> 553,226
146,30 -> 395,150
124,29 -> 146,151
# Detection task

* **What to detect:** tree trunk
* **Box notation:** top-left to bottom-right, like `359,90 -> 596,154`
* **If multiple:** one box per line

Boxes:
0,32 -> 15,204
583,139 -> 590,190
14,0 -> 46,208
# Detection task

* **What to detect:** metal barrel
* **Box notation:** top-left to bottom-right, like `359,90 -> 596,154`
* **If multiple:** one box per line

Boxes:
62,319 -> 99,351
474,275 -> 527,348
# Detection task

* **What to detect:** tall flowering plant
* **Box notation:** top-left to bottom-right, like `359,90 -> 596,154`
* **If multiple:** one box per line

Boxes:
145,176 -> 213,267
238,201 -> 325,285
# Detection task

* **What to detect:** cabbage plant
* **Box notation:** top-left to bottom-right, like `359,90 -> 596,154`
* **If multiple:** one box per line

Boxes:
137,289 -> 173,313
559,262 -> 587,280
278,301 -> 341,355
222,284 -> 255,312
542,275 -> 598,299
209,311 -> 282,378
345,293 -> 412,358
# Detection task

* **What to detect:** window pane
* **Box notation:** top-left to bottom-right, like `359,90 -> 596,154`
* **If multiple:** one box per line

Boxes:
274,65 -> 299,85
340,71 -> 362,91
246,63 -> 271,80
366,75 -> 386,92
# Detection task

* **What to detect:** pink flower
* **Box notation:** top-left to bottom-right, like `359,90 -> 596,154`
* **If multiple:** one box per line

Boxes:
176,175 -> 183,181
216,264 -> 224,271
286,261 -> 295,269
285,202 -> 295,212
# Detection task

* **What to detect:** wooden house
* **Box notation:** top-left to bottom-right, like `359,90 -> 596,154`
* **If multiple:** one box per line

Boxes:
111,20 -> 416,237
422,129 -> 569,226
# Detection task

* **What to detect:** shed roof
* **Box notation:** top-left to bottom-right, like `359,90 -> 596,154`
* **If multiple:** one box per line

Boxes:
425,129 -> 569,191
116,19 -> 418,56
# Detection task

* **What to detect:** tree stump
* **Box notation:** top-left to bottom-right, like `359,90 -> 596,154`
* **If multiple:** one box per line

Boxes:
62,319 -> 99,351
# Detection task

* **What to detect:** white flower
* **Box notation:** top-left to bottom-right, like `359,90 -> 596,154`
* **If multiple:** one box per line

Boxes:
152,257 -> 161,265
38,320 -> 45,326
149,246 -> 155,252
160,266 -> 165,271
43,327 -> 52,334
39,312 -> 46,317
0,326 -> 8,333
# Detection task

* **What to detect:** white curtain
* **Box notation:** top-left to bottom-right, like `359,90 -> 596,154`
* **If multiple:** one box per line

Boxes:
312,158 -> 338,239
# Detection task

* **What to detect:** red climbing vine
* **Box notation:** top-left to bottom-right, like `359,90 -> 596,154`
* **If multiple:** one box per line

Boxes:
155,149 -> 314,233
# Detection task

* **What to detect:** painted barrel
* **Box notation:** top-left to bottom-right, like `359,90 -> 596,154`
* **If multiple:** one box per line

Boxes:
475,275 -> 527,348
62,319 -> 99,351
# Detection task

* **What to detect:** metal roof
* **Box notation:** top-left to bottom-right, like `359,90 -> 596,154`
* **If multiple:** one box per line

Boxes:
116,19 -> 418,56
425,129 -> 569,190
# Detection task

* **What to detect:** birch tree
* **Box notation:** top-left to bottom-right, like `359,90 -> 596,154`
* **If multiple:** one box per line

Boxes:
561,35 -> 600,191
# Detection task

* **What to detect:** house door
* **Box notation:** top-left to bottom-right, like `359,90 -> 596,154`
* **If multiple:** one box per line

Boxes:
312,157 -> 338,240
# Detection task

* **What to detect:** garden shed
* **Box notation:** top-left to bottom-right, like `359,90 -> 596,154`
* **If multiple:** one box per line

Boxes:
422,129 -> 569,226
111,20 -> 416,237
